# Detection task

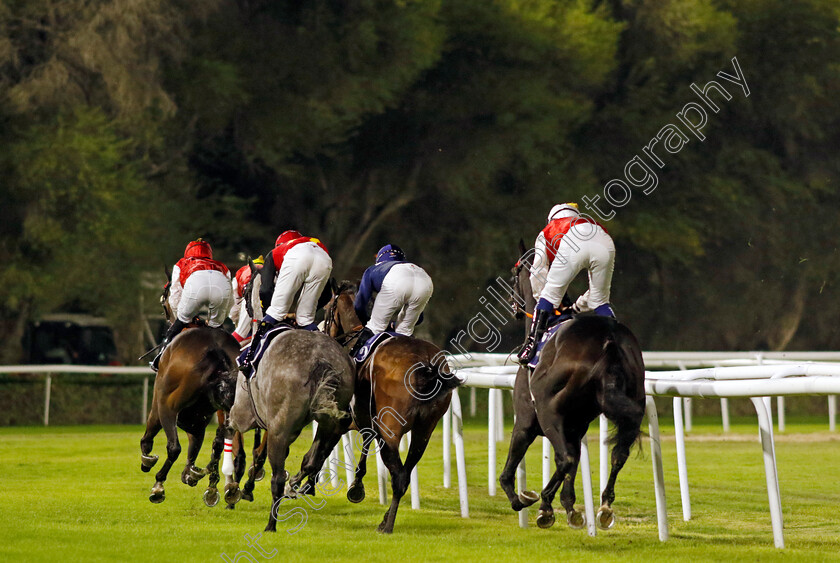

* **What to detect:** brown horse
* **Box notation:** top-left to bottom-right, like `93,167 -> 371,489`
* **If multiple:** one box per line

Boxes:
498,241 -> 646,530
140,280 -> 246,506
324,280 -> 460,534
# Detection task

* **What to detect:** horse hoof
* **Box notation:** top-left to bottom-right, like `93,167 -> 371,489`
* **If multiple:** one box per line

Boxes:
224,483 -> 242,506
203,487 -> 220,507
518,490 -> 539,508
376,523 -> 392,534
149,483 -> 165,504
140,454 -> 158,472
225,503 -> 236,510
567,510 -> 586,529
241,491 -> 254,502
249,465 -> 265,482
536,509 -> 555,529
347,484 -> 365,504
189,465 -> 207,482
597,508 -> 615,530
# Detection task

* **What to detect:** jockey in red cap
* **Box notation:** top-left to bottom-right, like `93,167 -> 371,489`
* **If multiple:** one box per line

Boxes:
230,256 -> 264,347
151,238 -> 232,371
239,230 -> 332,375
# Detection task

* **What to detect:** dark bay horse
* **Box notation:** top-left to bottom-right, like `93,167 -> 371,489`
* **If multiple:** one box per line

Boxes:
498,241 -> 646,530
140,280 -> 249,507
324,280 -> 459,534
229,267 -> 356,533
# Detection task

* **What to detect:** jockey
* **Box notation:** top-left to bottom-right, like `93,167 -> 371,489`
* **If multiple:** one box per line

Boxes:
517,203 -> 616,366
230,256 -> 264,347
239,230 -> 332,374
152,239 -> 232,371
350,244 -> 434,357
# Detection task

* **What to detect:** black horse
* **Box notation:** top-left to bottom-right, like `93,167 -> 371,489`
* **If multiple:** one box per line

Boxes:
498,240 -> 646,530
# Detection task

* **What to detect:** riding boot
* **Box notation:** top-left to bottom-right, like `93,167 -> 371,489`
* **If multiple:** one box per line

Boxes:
150,319 -> 186,372
517,308 -> 550,367
349,327 -> 374,358
238,318 -> 275,376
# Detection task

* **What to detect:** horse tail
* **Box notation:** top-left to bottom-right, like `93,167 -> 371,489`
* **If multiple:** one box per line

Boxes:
310,360 -> 349,420
197,346 -> 238,409
596,336 -> 645,448
406,359 -> 462,404
198,346 -> 236,384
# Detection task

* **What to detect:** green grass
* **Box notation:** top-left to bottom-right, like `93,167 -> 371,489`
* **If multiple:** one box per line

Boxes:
4,416 -> 840,562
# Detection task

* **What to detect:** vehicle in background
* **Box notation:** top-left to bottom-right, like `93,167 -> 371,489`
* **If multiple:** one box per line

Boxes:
23,314 -> 119,365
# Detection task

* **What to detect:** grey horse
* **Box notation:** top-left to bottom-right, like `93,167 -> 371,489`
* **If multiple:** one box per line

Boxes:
229,264 -> 355,533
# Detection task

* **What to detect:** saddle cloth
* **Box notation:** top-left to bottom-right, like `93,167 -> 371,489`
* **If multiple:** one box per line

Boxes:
353,331 -> 399,364
237,323 -> 296,373
527,315 -> 573,370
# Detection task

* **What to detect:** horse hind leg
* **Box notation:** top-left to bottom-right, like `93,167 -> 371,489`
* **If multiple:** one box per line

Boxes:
347,434 -> 370,504
203,423 -> 225,507
140,403 -> 161,472
598,418 -> 642,530
377,438 -> 409,534
149,407 -> 181,503
242,430 -> 268,502
534,414 -> 576,530
181,428 -> 208,487
289,421 -> 342,497
558,439 -> 585,529
265,432 -> 292,533
499,414 -> 541,512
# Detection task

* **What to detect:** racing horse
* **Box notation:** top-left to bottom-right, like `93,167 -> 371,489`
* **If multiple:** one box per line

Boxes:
323,280 -> 460,534
229,264 -> 356,532
498,240 -> 645,530
139,276 -> 245,506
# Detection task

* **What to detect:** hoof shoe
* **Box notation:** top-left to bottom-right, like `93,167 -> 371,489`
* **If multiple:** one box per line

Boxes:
203,487 -> 220,507
567,510 -> 585,529
518,490 -> 539,507
536,510 -> 555,529
347,485 -> 365,504
224,484 -> 242,506
596,508 -> 615,530
140,454 -> 158,472
249,465 -> 265,482
149,483 -> 165,504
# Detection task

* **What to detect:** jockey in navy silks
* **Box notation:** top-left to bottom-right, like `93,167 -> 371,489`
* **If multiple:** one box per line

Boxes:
350,244 -> 434,358
517,203 -> 617,366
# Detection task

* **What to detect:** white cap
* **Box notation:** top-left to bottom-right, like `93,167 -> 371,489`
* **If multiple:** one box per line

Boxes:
547,202 -> 580,222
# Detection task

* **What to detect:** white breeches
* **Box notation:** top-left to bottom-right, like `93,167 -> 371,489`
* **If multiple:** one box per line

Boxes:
265,242 -> 332,326
231,296 -> 253,340
366,263 -> 434,336
537,224 -> 615,311
177,270 -> 233,327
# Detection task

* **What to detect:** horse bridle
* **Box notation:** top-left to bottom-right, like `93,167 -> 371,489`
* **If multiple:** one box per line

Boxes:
324,292 -> 363,347
510,262 -> 533,319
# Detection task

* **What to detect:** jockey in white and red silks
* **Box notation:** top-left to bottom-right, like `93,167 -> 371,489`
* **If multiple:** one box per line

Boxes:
152,239 -> 232,371
239,230 -> 332,375
517,203 -> 616,366
230,256 -> 264,348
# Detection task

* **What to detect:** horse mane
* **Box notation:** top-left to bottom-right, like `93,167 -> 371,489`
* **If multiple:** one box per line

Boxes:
337,280 -> 358,295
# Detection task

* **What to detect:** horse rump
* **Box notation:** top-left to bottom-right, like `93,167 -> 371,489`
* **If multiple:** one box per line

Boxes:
593,336 -> 646,448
